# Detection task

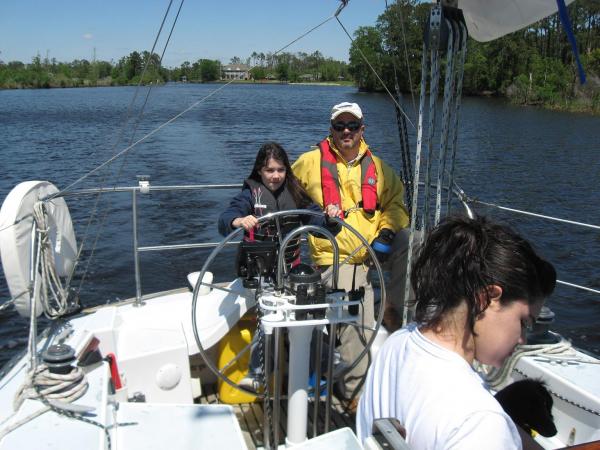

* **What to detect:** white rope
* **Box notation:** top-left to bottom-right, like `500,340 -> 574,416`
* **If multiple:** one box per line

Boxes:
0,364 -> 89,442
14,364 -> 89,410
32,202 -> 71,318
481,338 -> 575,390
0,297 -> 17,313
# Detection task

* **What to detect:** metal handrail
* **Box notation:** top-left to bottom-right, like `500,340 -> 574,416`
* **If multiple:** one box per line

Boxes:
138,241 -> 240,252
58,183 -> 242,197
33,180 -> 599,307
129,182 -> 244,304
49,181 -> 244,305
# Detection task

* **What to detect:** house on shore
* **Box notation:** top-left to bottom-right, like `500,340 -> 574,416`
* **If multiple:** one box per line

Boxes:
221,64 -> 250,80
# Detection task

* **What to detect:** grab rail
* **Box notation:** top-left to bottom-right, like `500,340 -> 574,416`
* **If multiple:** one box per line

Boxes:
44,179 -> 599,307
57,181 -> 243,305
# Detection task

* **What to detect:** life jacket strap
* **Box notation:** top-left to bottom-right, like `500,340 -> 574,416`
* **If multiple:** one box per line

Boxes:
319,138 -> 379,218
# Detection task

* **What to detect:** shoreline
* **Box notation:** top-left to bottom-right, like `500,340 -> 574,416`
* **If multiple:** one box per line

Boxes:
0,79 -> 353,90
1,81 -> 597,116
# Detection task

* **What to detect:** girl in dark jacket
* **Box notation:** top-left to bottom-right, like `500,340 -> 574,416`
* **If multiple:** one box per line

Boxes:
218,141 -> 339,238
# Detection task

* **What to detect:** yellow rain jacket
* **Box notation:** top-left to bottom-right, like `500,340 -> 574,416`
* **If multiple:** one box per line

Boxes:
292,137 -> 409,266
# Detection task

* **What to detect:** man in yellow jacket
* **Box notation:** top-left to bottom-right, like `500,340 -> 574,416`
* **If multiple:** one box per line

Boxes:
292,101 -> 410,403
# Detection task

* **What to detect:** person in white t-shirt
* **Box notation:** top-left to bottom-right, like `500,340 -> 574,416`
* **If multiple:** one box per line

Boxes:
357,215 -> 556,450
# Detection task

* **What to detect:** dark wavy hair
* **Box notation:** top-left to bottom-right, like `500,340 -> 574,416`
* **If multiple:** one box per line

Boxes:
248,142 -> 312,208
411,215 -> 556,333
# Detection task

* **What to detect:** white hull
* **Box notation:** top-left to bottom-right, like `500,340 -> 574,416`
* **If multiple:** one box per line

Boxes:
1,283 -> 599,449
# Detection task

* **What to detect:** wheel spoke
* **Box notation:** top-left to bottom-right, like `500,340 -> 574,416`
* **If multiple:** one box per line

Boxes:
320,242 -> 368,284
349,322 -> 377,333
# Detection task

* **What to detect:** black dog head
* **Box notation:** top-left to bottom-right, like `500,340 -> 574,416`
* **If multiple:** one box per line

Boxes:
495,379 -> 557,437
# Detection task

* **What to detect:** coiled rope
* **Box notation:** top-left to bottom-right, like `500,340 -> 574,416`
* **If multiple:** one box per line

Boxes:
13,364 -> 89,410
32,201 -> 72,319
482,338 -> 576,390
0,364 -> 90,443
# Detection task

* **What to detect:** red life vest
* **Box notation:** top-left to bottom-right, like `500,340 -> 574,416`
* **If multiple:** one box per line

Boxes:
318,138 -> 378,218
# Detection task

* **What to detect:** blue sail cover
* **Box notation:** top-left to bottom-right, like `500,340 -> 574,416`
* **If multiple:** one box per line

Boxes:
459,0 -> 576,42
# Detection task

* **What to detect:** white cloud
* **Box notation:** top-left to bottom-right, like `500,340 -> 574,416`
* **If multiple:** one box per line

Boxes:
82,33 -> 93,40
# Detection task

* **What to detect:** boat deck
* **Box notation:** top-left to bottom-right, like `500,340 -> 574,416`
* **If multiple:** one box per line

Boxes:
199,384 -> 356,449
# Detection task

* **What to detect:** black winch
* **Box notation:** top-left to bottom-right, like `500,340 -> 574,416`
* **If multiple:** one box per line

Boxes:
527,306 -> 561,345
42,343 -> 77,374
287,264 -> 325,320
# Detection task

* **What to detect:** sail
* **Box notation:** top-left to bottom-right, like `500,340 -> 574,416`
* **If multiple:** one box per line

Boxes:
459,0 -> 576,42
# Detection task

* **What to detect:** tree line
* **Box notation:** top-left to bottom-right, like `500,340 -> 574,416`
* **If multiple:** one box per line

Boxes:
4,1 -> 598,113
0,51 -> 166,89
349,0 -> 600,112
172,50 -> 350,83
0,49 -> 350,89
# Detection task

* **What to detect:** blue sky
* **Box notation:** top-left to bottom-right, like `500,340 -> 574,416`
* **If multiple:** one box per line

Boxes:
0,0 -> 387,67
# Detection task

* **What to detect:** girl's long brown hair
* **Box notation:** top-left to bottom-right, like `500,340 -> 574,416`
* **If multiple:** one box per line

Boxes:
248,142 -> 312,208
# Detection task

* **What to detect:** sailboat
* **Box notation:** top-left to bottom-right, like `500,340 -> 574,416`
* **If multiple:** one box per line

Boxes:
0,1 -> 598,449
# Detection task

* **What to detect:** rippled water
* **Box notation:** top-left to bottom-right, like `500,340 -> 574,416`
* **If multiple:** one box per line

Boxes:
1,84 -> 599,366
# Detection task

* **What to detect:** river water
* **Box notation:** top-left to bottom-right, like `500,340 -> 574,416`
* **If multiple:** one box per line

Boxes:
1,83 -> 599,367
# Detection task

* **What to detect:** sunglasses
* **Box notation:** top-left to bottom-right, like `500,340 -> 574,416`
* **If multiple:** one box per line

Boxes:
331,121 -> 362,132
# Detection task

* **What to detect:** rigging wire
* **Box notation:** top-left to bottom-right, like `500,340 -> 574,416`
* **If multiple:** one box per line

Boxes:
385,0 -> 414,211
49,0 -> 177,201
394,0 -> 417,114
73,0 -> 185,295
434,18 -> 458,225
271,13 -> 337,56
63,0 -> 178,286
335,15 -> 415,130
0,214 -> 32,233
445,21 -> 468,212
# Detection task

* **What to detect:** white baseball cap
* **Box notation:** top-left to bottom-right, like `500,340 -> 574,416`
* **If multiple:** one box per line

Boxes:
330,102 -> 363,121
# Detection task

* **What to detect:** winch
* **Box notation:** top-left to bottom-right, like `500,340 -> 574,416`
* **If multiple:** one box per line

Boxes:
285,263 -> 326,320
41,343 -> 77,374
527,305 -> 561,345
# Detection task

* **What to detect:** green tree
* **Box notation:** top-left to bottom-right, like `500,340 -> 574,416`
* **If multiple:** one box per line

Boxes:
125,51 -> 142,80
199,59 -> 219,81
349,26 -> 387,91
276,62 -> 289,80
250,66 -> 267,80
179,61 -> 192,80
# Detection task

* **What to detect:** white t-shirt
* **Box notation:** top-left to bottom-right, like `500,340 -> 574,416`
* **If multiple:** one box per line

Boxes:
357,324 -> 522,450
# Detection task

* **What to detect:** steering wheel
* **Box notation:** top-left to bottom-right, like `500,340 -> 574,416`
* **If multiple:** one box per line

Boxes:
191,209 -> 387,398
